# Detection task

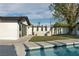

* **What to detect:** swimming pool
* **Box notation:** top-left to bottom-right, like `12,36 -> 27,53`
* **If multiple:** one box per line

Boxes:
25,44 -> 79,56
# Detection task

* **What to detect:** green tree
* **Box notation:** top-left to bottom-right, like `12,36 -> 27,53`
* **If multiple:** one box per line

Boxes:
54,21 -> 69,27
49,3 -> 79,34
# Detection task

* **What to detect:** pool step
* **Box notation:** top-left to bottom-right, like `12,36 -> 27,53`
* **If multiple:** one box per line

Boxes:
24,42 -> 55,50
55,39 -> 79,45
24,39 -> 79,50
35,42 -> 55,48
24,42 -> 41,50
47,41 -> 66,47
24,41 -> 67,50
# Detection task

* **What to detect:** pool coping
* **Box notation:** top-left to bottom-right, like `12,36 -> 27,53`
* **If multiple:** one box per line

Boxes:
24,39 -> 79,50
11,39 -> 79,56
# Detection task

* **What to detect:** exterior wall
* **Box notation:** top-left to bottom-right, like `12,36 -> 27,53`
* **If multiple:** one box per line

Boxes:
0,23 -> 19,40
72,24 -> 79,35
52,27 -> 69,35
33,27 -> 51,36
76,25 -> 79,35
19,19 -> 30,37
76,30 -> 79,35
26,26 -> 32,35
0,16 -> 31,40
26,26 -> 69,36
72,28 -> 76,35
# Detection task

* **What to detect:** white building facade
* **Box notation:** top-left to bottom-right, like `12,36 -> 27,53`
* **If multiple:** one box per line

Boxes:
0,16 -> 31,40
0,16 -> 78,40
26,25 -> 69,36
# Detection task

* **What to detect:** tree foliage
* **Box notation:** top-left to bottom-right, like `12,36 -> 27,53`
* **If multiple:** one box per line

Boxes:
49,3 -> 79,34
54,21 -> 69,27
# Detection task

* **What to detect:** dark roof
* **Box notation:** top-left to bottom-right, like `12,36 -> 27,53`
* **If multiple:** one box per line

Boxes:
0,16 -> 31,25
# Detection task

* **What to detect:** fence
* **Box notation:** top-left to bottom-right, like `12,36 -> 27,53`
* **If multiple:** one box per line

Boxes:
26,26 -> 69,36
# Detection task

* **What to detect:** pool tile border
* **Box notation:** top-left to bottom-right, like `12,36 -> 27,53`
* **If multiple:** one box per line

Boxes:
24,40 -> 79,50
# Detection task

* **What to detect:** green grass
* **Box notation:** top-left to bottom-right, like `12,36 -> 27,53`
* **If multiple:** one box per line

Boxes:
30,34 -> 79,42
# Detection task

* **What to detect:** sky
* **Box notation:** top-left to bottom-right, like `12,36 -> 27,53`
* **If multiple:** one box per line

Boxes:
0,3 -> 56,25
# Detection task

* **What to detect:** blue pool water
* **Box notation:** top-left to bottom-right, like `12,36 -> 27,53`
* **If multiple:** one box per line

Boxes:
25,45 -> 79,56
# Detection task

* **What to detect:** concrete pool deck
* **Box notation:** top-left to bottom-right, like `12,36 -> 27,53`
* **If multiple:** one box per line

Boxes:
17,39 -> 79,56
0,37 -> 79,56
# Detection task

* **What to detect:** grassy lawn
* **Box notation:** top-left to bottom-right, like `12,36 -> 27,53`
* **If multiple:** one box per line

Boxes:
30,34 -> 79,42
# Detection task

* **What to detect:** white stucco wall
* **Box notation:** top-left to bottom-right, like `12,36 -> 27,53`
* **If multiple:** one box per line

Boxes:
0,23 -> 19,40
51,27 -> 69,35
26,26 -> 32,35
27,26 -> 51,36
26,26 -> 69,36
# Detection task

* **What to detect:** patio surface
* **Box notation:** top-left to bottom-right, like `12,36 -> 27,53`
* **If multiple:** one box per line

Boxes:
0,35 -> 79,56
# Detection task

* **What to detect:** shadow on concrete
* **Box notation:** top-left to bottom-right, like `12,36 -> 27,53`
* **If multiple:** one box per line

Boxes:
0,45 -> 17,56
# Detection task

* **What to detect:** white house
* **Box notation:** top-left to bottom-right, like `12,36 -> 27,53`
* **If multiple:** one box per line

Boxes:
26,25 -> 69,36
26,25 -> 51,36
0,16 -> 31,40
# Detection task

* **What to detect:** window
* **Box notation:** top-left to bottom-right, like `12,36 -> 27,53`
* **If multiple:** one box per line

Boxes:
19,23 -> 22,31
32,26 -> 34,32
45,26 -> 47,31
37,26 -> 39,31
41,25 -> 43,31
32,26 -> 34,35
